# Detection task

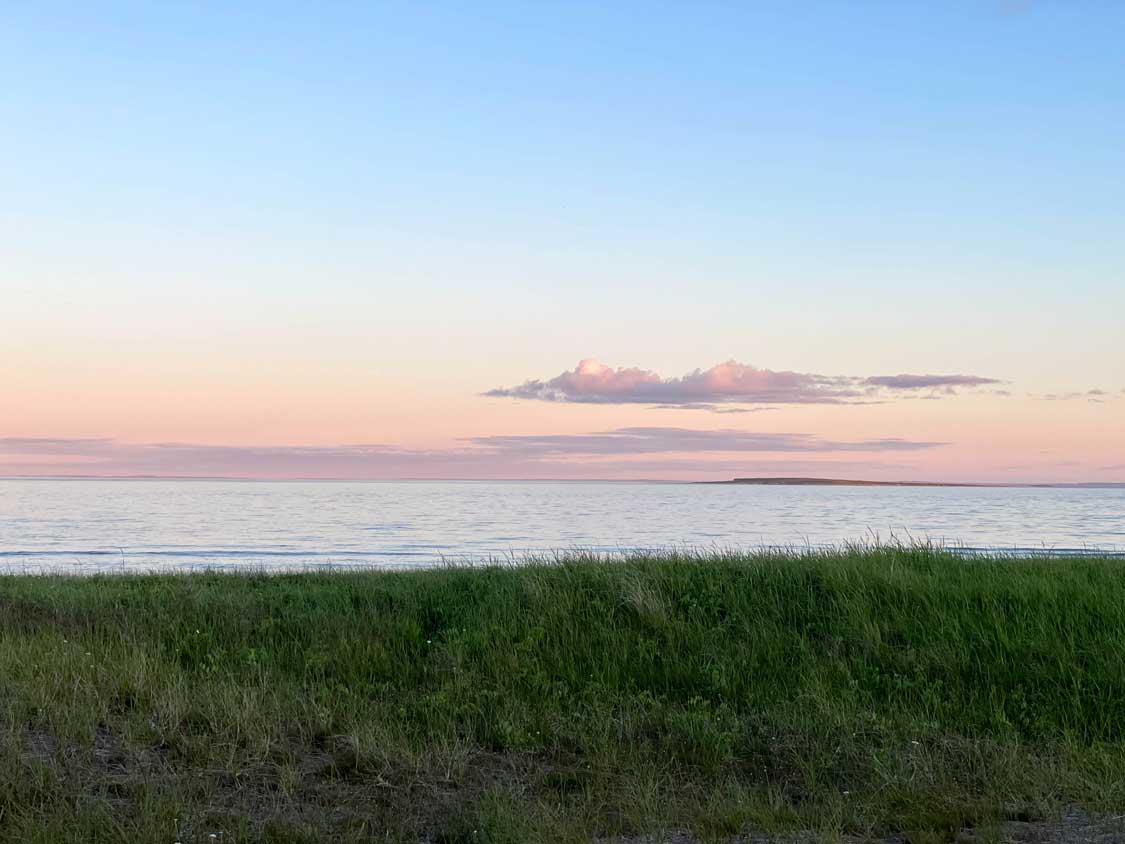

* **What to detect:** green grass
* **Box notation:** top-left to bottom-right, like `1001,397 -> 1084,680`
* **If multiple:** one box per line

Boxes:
1,547 -> 1124,842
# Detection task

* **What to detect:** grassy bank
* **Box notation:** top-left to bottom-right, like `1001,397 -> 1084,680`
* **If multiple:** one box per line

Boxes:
1,548 -> 1124,842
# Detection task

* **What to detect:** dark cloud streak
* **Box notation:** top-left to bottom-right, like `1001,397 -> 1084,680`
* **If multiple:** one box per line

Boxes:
467,427 -> 944,456
862,374 -> 999,390
1,429 -> 947,479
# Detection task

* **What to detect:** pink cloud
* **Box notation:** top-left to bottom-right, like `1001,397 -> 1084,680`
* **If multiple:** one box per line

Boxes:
487,359 -> 1000,408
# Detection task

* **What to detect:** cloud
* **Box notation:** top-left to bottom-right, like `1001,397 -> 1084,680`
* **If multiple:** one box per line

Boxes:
649,404 -> 774,414
0,438 -> 445,478
862,374 -> 999,390
486,359 -> 1000,408
1034,389 -> 1112,402
0,430 -> 946,480
0,437 -> 115,454
505,457 -> 926,478
466,427 -> 944,457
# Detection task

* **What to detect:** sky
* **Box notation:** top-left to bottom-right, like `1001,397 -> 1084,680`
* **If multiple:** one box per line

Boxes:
2,1 -> 1123,482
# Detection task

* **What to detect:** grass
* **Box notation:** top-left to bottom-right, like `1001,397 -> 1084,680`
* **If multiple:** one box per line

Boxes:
1,546 -> 1124,842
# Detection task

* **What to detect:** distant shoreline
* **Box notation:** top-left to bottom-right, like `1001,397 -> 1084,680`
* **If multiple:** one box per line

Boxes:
0,475 -> 1123,487
705,476 -> 978,487
702,477 -> 1124,488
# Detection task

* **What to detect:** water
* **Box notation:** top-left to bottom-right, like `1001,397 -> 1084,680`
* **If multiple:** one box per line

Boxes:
0,479 -> 1122,573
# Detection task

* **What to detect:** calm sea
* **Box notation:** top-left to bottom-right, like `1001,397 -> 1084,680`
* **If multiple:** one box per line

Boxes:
1,479 -> 1122,573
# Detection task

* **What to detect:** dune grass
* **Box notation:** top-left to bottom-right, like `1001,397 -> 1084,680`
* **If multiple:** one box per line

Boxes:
1,547 -> 1124,842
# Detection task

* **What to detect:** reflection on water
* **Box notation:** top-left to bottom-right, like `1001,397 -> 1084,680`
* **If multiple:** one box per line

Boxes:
1,479 -> 1122,573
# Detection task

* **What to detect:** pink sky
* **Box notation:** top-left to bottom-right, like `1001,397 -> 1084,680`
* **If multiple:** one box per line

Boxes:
4,4 -> 1124,483
2,355 -> 1121,483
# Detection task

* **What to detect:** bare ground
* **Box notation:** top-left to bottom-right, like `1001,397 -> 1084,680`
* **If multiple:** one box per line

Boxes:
9,727 -> 1124,843
600,809 -> 1125,843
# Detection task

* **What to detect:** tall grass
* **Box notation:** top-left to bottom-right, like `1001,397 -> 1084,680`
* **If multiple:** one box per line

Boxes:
1,547 -> 1123,842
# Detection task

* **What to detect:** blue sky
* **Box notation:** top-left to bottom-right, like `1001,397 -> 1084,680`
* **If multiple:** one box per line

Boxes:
2,2 -> 1123,480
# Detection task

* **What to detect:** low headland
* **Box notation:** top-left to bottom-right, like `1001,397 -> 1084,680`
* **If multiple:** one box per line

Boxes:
704,477 -> 975,486
2,547 -> 1124,842
704,477 -> 1125,488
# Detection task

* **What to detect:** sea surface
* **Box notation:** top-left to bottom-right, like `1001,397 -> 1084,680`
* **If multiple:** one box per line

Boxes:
1,479 -> 1123,573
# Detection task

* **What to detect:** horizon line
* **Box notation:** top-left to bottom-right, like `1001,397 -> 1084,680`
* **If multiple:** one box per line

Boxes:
2,474 -> 1123,488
